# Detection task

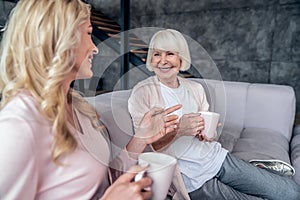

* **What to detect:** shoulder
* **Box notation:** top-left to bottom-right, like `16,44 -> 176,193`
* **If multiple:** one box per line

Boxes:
179,77 -> 205,90
132,76 -> 157,89
1,91 -> 43,119
131,76 -> 160,95
0,124 -> 38,198
128,76 -> 163,110
0,115 -> 37,158
0,91 -> 48,146
0,96 -> 40,198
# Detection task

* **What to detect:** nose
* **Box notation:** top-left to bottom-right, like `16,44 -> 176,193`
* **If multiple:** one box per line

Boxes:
92,43 -> 99,55
160,54 -> 167,64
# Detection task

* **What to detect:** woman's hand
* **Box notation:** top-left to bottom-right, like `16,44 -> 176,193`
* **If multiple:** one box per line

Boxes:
126,104 -> 181,158
196,122 -> 222,142
135,104 -> 182,144
196,133 -> 214,142
177,113 -> 204,137
100,165 -> 152,200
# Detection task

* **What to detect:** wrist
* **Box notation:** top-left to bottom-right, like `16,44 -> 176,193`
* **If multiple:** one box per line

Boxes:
126,136 -> 147,159
176,128 -> 183,138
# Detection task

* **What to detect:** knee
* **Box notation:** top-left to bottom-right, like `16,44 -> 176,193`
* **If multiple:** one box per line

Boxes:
287,184 -> 300,200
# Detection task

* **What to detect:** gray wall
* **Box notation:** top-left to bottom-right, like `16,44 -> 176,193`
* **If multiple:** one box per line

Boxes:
0,1 -> 15,41
1,0 -> 300,114
91,0 -> 300,113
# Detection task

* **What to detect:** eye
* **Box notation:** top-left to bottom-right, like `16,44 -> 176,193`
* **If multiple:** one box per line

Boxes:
153,52 -> 160,56
167,51 -> 176,56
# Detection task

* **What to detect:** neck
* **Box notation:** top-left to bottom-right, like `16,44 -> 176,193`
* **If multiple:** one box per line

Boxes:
158,77 -> 179,88
63,78 -> 74,100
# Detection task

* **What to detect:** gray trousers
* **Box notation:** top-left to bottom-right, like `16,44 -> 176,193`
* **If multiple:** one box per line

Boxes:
189,153 -> 300,200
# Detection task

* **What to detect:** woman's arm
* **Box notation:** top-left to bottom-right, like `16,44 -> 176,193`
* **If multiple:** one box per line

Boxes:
0,118 -> 38,199
126,105 -> 181,159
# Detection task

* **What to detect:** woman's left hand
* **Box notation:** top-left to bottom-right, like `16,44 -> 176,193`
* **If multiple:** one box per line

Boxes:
196,122 -> 222,142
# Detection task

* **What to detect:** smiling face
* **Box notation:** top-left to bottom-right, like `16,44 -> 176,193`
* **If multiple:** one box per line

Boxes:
151,49 -> 182,88
73,19 -> 98,79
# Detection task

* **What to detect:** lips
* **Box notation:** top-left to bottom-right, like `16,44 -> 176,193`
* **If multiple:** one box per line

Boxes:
88,55 -> 93,63
158,65 -> 173,71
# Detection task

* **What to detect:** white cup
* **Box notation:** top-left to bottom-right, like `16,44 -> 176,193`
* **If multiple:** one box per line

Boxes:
199,111 -> 220,139
138,152 -> 177,200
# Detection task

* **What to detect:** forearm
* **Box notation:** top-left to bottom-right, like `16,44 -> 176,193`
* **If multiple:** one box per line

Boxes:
152,130 -> 178,151
109,136 -> 147,178
126,136 -> 147,160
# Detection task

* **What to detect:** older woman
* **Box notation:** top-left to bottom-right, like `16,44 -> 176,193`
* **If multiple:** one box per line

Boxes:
128,29 -> 300,200
0,1 -> 180,199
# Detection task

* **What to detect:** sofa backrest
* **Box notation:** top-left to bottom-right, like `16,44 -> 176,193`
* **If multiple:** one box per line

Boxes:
191,79 -> 296,140
86,90 -> 134,158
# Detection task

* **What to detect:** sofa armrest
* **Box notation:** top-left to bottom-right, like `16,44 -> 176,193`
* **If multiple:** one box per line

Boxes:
291,125 -> 300,184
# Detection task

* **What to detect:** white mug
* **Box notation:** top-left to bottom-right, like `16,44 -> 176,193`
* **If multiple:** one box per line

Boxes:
138,152 -> 177,200
199,111 -> 220,139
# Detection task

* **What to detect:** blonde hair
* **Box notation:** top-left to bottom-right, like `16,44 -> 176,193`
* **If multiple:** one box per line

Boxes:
0,0 -> 99,163
146,29 -> 191,71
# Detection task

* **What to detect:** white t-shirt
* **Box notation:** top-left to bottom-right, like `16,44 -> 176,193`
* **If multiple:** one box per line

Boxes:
160,82 -> 228,193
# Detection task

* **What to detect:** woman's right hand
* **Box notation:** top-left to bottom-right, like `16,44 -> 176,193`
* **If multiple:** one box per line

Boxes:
100,165 -> 152,200
135,104 -> 182,144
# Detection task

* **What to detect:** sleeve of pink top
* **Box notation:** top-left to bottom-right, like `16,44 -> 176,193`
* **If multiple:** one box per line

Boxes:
0,117 -> 38,199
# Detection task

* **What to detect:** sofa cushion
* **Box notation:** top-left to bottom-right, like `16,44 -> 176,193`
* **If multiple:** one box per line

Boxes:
232,127 -> 291,164
217,123 -> 243,152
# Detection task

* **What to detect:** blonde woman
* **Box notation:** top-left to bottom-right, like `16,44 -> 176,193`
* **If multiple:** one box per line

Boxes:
128,29 -> 300,200
0,1 -> 180,199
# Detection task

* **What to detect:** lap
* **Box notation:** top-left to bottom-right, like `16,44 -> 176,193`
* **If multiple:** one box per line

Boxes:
189,178 -> 263,200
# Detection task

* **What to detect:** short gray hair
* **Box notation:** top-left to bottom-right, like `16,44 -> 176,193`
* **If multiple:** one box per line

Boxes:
146,29 -> 191,71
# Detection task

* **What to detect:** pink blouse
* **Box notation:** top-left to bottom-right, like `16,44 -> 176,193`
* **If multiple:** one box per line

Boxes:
0,92 -> 110,199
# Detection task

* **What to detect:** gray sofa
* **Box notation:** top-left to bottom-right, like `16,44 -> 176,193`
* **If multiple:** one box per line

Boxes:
86,78 -> 300,184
